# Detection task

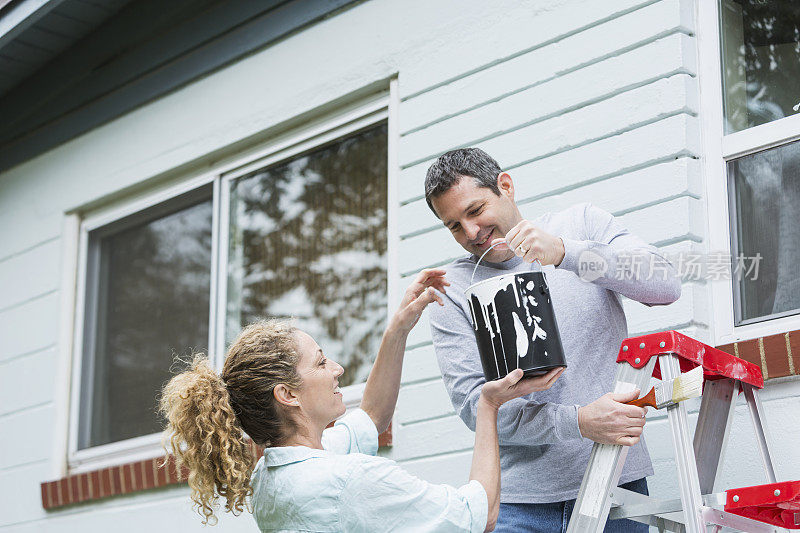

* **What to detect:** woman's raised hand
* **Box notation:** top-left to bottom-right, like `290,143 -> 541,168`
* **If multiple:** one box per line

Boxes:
390,268 -> 450,334
480,367 -> 564,410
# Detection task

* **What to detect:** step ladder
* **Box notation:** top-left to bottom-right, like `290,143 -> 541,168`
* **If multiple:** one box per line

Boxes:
566,330 -> 800,532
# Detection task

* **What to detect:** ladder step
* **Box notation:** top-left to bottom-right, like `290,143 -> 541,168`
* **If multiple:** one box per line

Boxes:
725,480 -> 800,529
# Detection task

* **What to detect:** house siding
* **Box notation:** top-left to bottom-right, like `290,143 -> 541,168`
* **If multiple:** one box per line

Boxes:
0,0 -> 798,530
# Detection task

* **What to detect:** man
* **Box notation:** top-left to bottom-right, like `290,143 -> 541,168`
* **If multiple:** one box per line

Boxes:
425,148 -> 681,532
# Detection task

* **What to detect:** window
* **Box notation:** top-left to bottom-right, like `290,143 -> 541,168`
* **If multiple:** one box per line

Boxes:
225,124 -> 388,388
728,140 -> 800,324
76,186 -> 214,452
720,1 -> 800,134
70,97 -> 391,469
701,0 -> 800,342
718,0 -> 800,327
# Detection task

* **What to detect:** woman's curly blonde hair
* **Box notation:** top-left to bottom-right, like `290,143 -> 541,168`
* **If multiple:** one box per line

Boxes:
159,320 -> 301,525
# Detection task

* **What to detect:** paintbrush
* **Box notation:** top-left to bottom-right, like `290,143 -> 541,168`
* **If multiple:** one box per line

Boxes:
626,366 -> 704,409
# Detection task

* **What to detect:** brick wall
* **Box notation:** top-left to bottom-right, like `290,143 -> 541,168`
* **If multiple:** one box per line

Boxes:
717,330 -> 799,381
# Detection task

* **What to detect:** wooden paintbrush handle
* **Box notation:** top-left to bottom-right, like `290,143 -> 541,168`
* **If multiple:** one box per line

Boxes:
626,387 -> 656,408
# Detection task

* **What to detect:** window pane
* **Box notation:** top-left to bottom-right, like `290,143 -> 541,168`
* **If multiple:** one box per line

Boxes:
227,124 -> 387,388
719,0 -> 800,133
79,191 -> 212,449
729,140 -> 800,324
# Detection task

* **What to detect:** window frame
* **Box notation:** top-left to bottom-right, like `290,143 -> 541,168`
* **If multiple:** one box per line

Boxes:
69,173 -> 221,473
66,86 -> 397,472
698,1 -> 800,347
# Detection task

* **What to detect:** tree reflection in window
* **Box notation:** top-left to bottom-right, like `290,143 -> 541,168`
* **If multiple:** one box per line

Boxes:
730,139 -> 800,323
227,124 -> 388,387
82,192 -> 212,449
720,0 -> 800,133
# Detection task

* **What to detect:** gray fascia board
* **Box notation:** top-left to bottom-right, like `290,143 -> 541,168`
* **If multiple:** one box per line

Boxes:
0,0 -> 357,172
0,0 -> 68,49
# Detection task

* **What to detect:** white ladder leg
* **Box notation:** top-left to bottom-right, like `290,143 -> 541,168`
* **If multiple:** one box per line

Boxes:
742,384 -> 778,483
660,354 -> 706,533
567,356 -> 658,533
693,378 -> 738,494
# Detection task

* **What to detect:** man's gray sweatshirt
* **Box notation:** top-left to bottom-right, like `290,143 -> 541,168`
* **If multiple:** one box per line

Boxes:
429,202 -> 681,503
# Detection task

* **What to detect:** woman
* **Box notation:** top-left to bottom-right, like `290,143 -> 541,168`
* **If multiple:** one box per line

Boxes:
160,269 -> 563,532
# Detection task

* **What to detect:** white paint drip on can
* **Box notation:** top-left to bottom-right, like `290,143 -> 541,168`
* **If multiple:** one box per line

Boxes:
480,302 -> 501,377
531,314 -> 547,341
492,303 -> 509,375
520,288 -> 545,341
468,275 -> 517,309
512,311 -> 528,361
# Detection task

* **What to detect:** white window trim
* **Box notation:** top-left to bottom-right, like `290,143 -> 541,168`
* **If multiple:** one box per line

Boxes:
53,214 -> 81,479
68,85 -> 398,472
697,0 -> 800,347
722,114 -> 800,160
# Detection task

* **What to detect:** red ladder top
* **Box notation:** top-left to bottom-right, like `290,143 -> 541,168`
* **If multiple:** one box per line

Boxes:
616,330 -> 764,389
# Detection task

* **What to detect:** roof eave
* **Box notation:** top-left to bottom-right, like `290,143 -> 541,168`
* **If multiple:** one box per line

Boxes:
0,0 -> 67,49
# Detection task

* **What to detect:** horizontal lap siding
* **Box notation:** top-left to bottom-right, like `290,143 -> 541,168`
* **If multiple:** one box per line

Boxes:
0,237 -> 63,526
401,344 -> 441,384
0,291 -> 60,362
0,239 -> 62,312
399,450 -> 473,487
396,380 -> 454,426
0,191 -> 63,262
399,43 -> 696,171
0,462 -> 51,528
398,23 -> 696,202
397,0 -> 664,100
0,346 -> 57,416
390,415 -> 477,461
0,405 -> 55,470
398,0 -> 691,135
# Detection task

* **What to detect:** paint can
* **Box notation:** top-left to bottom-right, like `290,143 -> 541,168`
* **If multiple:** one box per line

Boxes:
466,249 -> 567,381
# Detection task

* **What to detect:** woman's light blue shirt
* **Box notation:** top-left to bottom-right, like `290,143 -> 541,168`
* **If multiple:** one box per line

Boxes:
251,408 -> 487,532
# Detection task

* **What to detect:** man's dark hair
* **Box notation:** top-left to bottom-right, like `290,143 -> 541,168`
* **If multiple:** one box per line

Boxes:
424,148 -> 502,217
